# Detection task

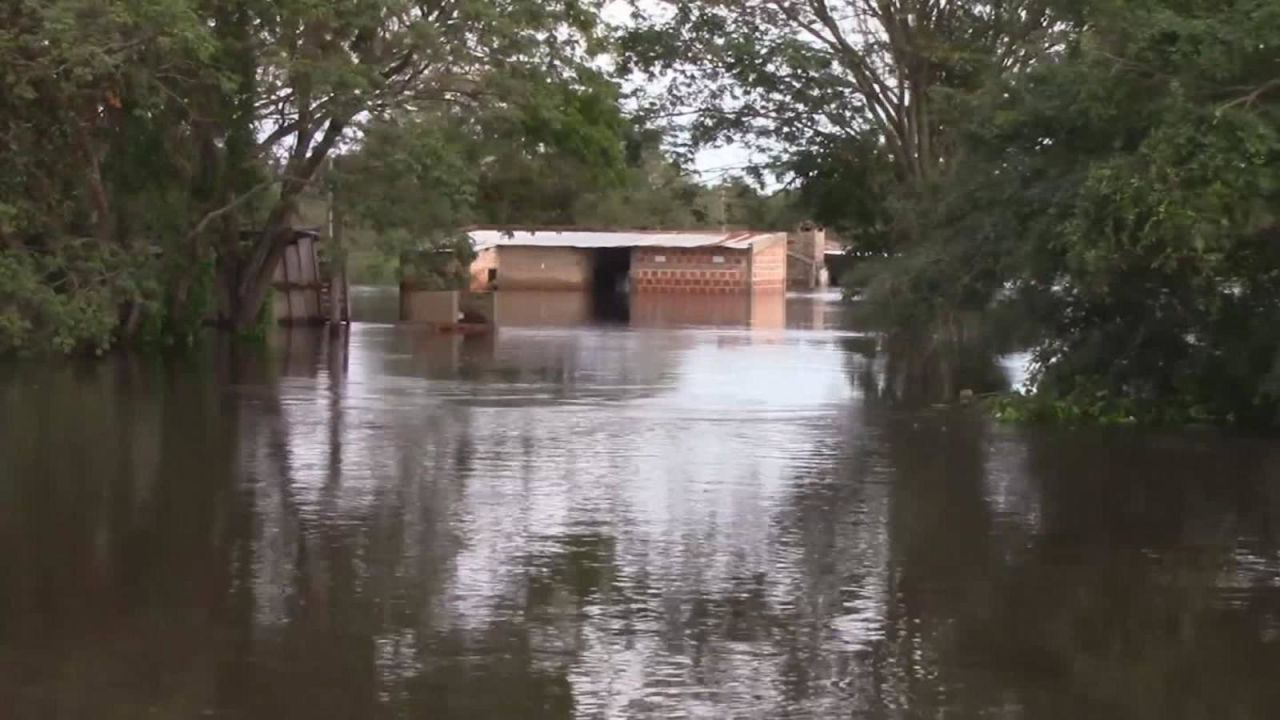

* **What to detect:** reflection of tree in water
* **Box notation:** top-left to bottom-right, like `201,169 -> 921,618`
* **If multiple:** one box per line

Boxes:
843,311 -> 1012,407
867,424 -> 1280,719
865,413 -> 1004,716
221,336 -> 593,718
0,357 -> 243,718
963,435 -> 1280,719
758,398 -> 1280,719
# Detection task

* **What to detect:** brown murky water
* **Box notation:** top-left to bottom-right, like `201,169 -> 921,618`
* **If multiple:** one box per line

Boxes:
2,290 -> 1279,719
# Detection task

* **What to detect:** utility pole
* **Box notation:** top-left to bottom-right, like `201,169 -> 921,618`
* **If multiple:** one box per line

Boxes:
718,184 -> 727,231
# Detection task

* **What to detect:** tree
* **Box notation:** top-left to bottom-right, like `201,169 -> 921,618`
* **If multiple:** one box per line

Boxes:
618,0 -> 1068,246
961,0 -> 1280,425
1,0 -> 615,350
0,0 -> 215,351
311,71 -> 633,286
202,0 -> 609,330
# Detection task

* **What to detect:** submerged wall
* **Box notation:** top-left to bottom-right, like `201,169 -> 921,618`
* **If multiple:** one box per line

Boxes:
750,236 -> 788,292
400,290 -> 459,324
492,291 -> 593,326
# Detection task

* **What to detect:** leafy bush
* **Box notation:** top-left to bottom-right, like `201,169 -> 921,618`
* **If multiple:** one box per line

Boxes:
0,241 -> 146,355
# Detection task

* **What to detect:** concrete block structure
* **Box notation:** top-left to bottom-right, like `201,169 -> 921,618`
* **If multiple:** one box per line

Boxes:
786,226 -> 828,291
466,228 -> 790,294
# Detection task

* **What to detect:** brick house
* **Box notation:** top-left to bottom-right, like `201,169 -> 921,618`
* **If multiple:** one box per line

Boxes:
466,228 -> 789,294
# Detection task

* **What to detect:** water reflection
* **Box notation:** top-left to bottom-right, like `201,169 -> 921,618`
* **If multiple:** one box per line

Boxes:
629,293 -> 787,329
840,311 -> 1018,408
1,294 -> 1279,719
355,288 -> 817,332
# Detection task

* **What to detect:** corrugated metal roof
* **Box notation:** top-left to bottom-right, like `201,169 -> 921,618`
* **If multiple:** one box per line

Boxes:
468,229 -> 783,251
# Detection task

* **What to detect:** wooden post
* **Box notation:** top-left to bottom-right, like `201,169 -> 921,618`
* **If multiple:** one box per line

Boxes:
328,216 -> 344,332
342,261 -> 351,324
282,242 -> 295,322
327,158 -> 344,334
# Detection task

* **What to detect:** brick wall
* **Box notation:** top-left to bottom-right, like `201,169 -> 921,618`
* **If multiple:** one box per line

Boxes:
631,247 -> 753,293
493,291 -> 592,326
493,246 -> 593,290
750,236 -> 787,292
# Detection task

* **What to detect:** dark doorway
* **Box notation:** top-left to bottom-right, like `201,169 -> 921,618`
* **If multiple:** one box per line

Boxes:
591,247 -> 631,323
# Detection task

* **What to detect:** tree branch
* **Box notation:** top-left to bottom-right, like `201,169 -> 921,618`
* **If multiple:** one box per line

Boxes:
183,180 -> 273,244
1218,78 -> 1280,111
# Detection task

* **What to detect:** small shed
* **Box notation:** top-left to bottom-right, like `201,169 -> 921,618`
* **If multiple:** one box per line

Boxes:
270,228 -> 350,325
466,228 -> 789,294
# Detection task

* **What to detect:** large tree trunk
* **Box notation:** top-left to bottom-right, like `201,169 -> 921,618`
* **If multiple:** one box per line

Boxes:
230,218 -> 294,331
221,118 -> 347,332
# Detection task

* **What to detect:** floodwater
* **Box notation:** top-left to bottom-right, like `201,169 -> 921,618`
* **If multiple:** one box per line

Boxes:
1,289 -> 1279,719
